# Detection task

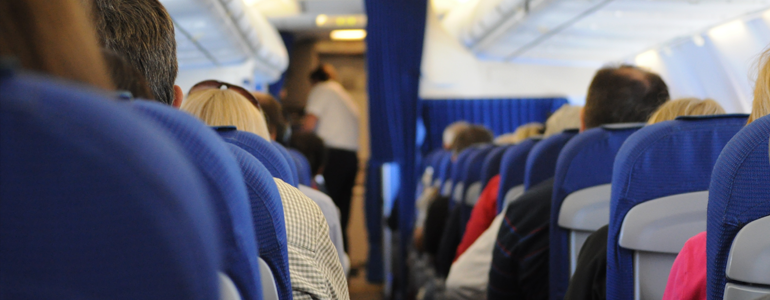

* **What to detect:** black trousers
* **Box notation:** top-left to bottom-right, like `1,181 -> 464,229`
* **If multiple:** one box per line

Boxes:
322,147 -> 358,251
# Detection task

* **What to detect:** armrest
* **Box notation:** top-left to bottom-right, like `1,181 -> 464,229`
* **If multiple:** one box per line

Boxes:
218,272 -> 243,300
726,215 -> 770,286
619,191 -> 708,254
557,184 -> 611,231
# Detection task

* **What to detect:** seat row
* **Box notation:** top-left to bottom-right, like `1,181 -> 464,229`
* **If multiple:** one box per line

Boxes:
421,114 -> 770,300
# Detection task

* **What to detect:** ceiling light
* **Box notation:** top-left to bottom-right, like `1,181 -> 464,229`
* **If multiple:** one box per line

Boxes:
635,50 -> 660,69
316,14 -> 328,26
709,20 -> 746,41
692,35 -> 705,47
242,0 -> 261,5
330,29 -> 367,41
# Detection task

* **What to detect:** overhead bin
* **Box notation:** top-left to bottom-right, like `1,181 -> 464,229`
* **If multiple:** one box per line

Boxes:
445,0 -> 770,67
161,0 -> 289,83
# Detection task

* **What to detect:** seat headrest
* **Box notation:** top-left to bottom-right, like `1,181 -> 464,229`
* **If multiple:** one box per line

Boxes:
217,128 -> 295,185
288,149 -> 313,187
480,145 -> 510,187
524,130 -> 578,189
497,138 -> 539,214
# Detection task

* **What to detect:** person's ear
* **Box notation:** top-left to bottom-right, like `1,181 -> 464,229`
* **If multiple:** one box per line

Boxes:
579,107 -> 586,132
172,85 -> 184,108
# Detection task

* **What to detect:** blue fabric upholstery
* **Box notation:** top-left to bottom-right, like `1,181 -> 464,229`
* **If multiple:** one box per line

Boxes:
480,145 -> 509,187
288,149 -> 313,187
497,138 -> 540,214
273,141 -> 299,187
0,72 -> 220,299
421,98 -> 568,151
130,101 -> 263,300
226,144 -> 293,300
548,125 -> 642,300
459,145 -> 495,234
525,130 -> 578,190
607,115 -> 748,300
449,147 -> 479,209
437,151 -> 454,189
707,114 -> 770,299
217,129 -> 295,184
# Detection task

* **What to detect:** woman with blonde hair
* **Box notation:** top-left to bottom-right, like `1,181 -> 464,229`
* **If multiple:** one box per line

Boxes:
493,122 -> 544,145
647,98 -> 725,124
182,86 -> 271,141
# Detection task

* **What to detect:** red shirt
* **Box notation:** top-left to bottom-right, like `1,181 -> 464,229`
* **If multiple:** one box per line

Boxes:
454,175 -> 501,261
662,231 -> 707,300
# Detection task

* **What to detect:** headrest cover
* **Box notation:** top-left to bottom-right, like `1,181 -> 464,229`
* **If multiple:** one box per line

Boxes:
524,130 -> 578,189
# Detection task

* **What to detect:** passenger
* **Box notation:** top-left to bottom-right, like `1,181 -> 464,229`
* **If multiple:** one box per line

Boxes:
181,86 -> 350,300
0,0 -> 112,90
101,49 -> 154,100
253,92 -> 288,143
493,122 -> 544,145
304,63 -> 360,251
564,98 -> 726,300
290,131 -> 351,275
488,65 -> 669,300
442,105 -> 582,300
84,0 -> 182,106
656,49 -> 770,300
443,121 -> 472,149
449,125 -> 494,157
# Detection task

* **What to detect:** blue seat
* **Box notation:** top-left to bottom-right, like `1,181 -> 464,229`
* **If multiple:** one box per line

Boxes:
130,101 -> 263,300
436,151 -> 454,194
524,129 -> 578,190
480,145 -> 509,188
226,144 -> 292,300
448,147 -> 479,209
218,129 -> 295,185
273,141 -> 300,187
707,114 -> 770,299
497,138 -> 540,214
0,72 -> 220,299
288,149 -> 313,187
459,145 -> 495,234
548,124 -> 643,300
607,115 -> 747,300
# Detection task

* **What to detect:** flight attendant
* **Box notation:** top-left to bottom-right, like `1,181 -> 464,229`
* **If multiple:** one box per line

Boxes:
303,63 -> 360,250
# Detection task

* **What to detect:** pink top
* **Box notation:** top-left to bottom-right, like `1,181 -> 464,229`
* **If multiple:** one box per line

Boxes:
662,231 -> 707,300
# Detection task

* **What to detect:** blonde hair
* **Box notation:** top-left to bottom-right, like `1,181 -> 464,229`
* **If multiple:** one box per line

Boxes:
181,89 -> 271,140
544,105 -> 582,137
494,122 -> 544,145
748,48 -> 770,124
647,98 -> 726,124
0,0 -> 113,90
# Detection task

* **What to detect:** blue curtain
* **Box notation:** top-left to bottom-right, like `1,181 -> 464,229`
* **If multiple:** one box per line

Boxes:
421,98 -> 568,152
268,32 -> 294,100
364,0 -> 428,290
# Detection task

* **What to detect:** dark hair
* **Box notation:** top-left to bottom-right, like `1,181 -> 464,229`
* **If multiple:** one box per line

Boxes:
253,92 -> 286,140
309,64 -> 334,83
451,125 -> 494,154
583,65 -> 669,129
289,132 -> 326,176
87,0 -> 178,105
102,49 -> 154,100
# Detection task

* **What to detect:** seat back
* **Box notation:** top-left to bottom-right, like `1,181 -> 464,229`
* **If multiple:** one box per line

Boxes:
272,142 -> 299,186
226,145 -> 292,300
130,101 -> 263,300
217,128 -> 295,184
0,72 -> 220,299
449,148 -> 477,207
459,145 -> 495,234
524,129 -> 578,190
497,138 -> 540,213
607,115 -> 748,300
548,124 -> 643,300
480,145 -> 509,188
437,151 -> 454,194
288,149 -> 313,187
707,114 -> 770,299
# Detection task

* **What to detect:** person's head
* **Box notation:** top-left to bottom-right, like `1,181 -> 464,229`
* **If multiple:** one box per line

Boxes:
582,65 -> 669,130
442,121 -> 471,150
181,89 -> 271,140
85,0 -> 181,106
748,48 -> 770,124
0,0 -> 113,90
494,122 -> 544,145
647,98 -> 725,124
289,132 -> 327,176
101,49 -> 154,100
253,92 -> 287,141
544,105 -> 582,137
451,125 -> 494,156
309,63 -> 337,85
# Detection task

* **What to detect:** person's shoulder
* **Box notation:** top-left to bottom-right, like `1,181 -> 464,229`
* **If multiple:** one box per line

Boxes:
275,179 -> 327,225
298,184 -> 339,218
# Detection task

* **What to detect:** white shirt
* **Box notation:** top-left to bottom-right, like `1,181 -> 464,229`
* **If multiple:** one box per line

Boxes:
444,213 -> 505,300
306,81 -> 360,151
298,184 -> 350,275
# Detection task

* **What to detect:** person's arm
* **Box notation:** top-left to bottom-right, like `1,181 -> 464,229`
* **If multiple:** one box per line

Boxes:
302,114 -> 318,132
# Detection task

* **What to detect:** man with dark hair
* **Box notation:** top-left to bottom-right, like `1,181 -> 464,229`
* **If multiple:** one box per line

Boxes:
486,65 -> 669,300
84,0 -> 182,106
253,91 -> 288,143
289,131 -> 327,178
